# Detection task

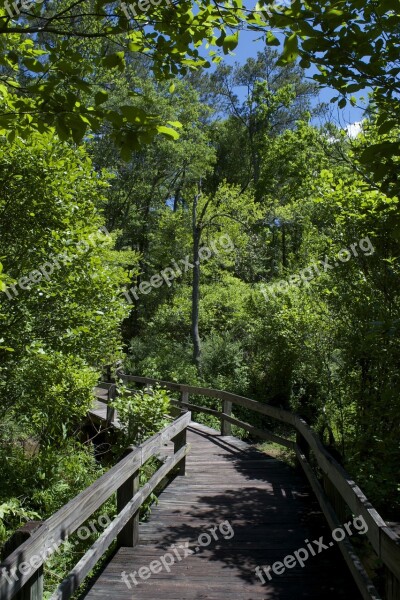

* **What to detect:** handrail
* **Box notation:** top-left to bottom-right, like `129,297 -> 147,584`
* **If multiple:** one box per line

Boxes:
0,411 -> 191,600
118,371 -> 400,600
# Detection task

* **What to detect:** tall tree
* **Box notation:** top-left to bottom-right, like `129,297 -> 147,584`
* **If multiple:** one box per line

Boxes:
90,65 -> 215,340
185,183 -> 261,369
204,49 -> 320,192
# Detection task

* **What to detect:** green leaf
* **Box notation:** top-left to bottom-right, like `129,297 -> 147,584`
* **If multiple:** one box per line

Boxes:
128,42 -> 143,52
266,31 -> 280,47
378,120 -> 397,135
279,34 -> 298,64
222,33 -> 239,54
167,120 -> 183,129
68,114 -> 88,144
22,58 -> 44,73
120,106 -> 149,123
55,116 -> 70,142
102,52 -> 125,71
95,90 -> 108,106
157,125 -> 180,140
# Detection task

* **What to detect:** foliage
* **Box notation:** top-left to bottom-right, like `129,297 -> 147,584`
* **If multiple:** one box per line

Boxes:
0,0 -> 261,152
201,331 -> 250,395
204,48 -> 321,190
262,0 -> 400,192
117,69 -> 400,515
0,499 -> 40,546
1,9 -> 400,581
112,385 -> 171,445
0,132 -> 136,426
0,0 -> 398,170
0,131 -> 135,561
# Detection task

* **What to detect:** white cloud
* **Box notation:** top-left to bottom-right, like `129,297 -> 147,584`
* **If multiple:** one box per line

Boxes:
345,121 -> 364,138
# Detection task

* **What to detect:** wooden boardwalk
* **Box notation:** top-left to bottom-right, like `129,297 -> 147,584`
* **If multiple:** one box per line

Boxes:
89,384 -> 121,429
83,423 -> 361,600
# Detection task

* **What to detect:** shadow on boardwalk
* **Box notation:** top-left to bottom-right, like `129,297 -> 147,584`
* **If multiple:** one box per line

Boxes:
83,422 -> 362,599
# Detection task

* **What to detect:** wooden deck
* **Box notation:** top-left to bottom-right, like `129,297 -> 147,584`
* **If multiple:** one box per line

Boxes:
82,422 -> 361,600
89,385 -> 121,429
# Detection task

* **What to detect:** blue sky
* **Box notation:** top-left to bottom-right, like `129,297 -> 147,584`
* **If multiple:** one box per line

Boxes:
222,28 -> 367,130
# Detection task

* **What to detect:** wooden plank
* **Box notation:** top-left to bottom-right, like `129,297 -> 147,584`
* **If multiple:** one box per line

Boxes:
296,446 -> 382,600
113,371 -> 400,587
50,445 -> 190,600
323,474 -> 349,523
83,424 -> 364,600
2,522 -> 44,600
216,391 -> 297,427
94,383 -> 114,392
117,372 -> 297,426
181,387 -> 189,413
385,566 -> 400,600
141,412 -> 191,463
0,452 -> 142,600
117,446 -> 140,548
87,407 -> 122,431
172,427 -> 188,476
106,383 -> 116,426
381,526 -> 400,594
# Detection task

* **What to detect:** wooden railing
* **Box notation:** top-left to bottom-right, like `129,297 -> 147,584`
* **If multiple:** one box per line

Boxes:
0,411 -> 191,600
118,370 -> 400,600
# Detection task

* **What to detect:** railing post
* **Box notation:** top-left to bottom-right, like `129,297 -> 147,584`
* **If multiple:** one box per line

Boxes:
2,521 -> 44,600
117,447 -> 140,547
221,398 -> 232,436
172,425 -> 187,476
106,383 -> 116,426
181,387 -> 189,412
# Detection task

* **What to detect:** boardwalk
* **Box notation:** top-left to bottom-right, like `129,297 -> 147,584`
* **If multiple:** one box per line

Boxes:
83,422 -> 361,600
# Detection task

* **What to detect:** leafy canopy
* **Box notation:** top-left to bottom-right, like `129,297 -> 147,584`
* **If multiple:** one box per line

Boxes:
0,0 -> 253,149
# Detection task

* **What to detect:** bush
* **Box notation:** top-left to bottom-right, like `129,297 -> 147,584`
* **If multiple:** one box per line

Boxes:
112,384 -> 171,445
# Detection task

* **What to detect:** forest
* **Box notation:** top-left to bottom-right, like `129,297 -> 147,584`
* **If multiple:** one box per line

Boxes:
0,0 -> 399,598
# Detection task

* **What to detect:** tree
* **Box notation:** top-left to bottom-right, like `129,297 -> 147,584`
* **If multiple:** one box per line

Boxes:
90,65 -> 215,340
0,131 -> 135,442
0,0 -> 258,149
179,182 -> 261,370
204,48 -> 320,191
260,0 -> 400,190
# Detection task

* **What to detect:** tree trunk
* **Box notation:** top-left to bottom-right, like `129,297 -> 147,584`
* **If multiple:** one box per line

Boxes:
191,194 -> 202,373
